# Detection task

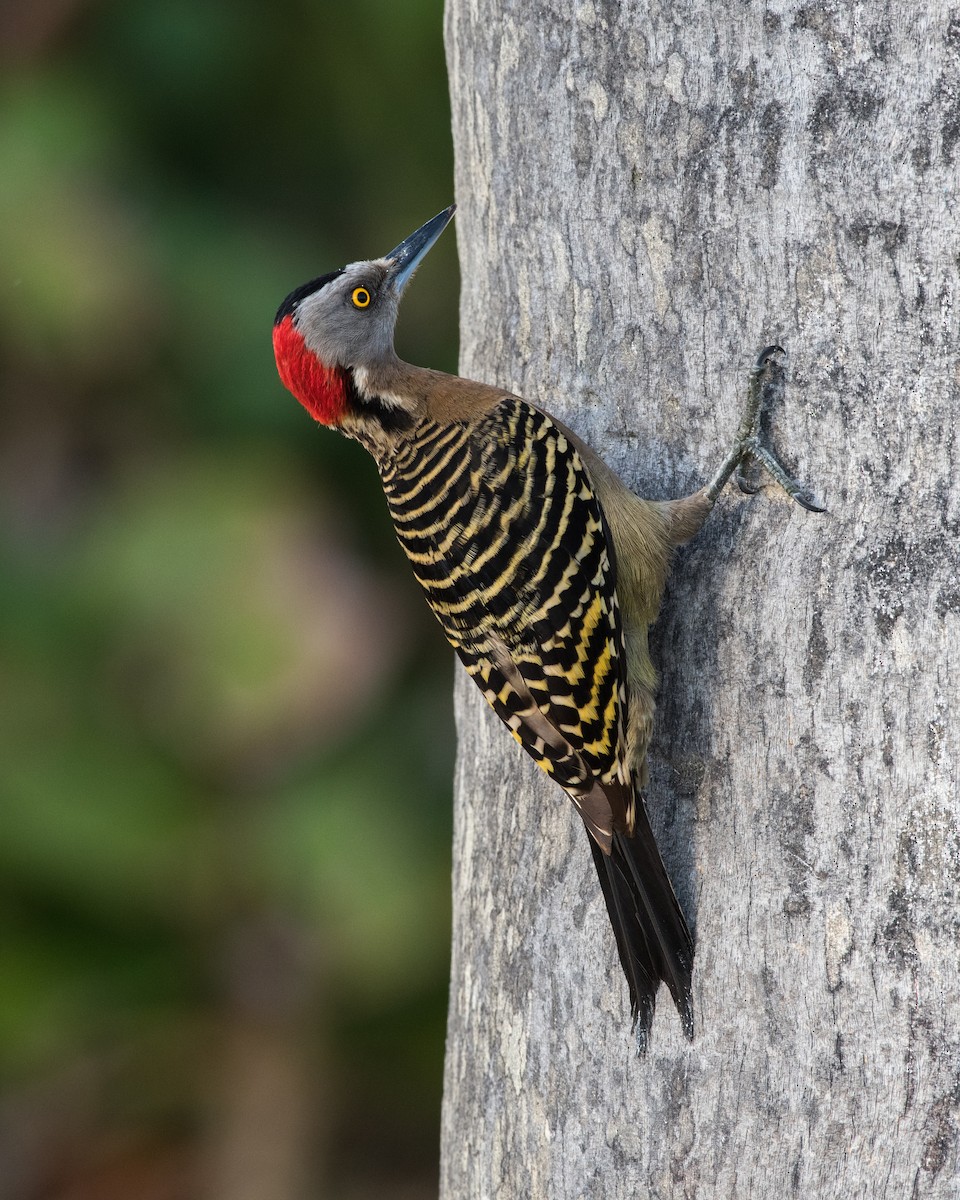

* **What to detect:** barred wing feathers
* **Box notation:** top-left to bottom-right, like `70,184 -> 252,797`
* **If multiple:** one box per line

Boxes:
379,395 -> 694,1041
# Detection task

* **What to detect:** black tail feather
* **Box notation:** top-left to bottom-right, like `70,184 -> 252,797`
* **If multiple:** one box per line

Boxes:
588,807 -> 694,1052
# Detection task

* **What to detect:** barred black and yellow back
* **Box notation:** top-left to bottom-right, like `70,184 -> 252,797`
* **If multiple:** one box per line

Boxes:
380,395 -> 694,1042
382,398 -> 625,787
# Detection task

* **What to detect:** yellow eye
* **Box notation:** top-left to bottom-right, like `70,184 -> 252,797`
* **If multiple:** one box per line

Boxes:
351,287 -> 371,309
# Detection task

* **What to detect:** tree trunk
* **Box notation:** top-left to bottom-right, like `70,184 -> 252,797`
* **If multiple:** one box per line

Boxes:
441,2 -> 960,1196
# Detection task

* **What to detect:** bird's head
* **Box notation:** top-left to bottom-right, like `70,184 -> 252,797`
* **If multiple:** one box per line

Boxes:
273,205 -> 455,427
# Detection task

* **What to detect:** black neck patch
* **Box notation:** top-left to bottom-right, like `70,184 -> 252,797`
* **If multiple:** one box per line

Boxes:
274,269 -> 345,324
340,371 -> 413,435
357,390 -> 416,435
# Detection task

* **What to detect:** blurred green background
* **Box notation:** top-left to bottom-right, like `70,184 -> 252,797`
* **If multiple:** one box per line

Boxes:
0,2 -> 458,1196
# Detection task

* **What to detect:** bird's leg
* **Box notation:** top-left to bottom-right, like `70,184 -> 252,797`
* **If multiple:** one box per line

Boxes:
704,346 -> 825,512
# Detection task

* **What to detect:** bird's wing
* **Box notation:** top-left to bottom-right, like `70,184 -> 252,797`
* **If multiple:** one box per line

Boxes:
454,632 -> 636,852
382,394 -> 695,1039
382,395 -> 633,843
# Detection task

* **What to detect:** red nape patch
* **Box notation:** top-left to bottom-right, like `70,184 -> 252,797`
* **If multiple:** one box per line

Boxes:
272,315 -> 348,426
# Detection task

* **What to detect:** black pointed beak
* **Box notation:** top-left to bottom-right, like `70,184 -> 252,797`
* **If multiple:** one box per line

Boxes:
385,205 -> 456,294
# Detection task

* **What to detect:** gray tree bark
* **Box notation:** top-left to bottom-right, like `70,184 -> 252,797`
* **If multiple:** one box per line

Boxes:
441,2 -> 960,1197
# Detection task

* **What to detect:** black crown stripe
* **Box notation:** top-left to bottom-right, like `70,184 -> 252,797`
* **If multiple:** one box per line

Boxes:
274,268 -> 345,324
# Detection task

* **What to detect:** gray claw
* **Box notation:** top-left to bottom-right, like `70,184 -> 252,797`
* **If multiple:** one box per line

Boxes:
735,472 -> 760,495
793,489 -> 827,514
755,344 -> 786,370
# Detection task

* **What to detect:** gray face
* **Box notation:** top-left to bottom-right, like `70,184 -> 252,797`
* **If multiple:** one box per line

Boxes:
296,259 -> 401,369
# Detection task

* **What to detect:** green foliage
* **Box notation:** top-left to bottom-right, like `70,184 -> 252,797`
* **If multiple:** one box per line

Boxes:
0,1 -> 456,1193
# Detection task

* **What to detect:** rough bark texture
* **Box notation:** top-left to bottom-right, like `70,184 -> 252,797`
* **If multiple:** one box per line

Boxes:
440,2 -> 960,1197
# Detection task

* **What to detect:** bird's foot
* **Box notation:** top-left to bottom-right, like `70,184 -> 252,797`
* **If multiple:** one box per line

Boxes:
706,346 -> 825,512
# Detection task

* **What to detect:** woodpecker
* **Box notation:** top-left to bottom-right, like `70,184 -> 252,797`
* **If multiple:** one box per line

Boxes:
272,206 -> 821,1051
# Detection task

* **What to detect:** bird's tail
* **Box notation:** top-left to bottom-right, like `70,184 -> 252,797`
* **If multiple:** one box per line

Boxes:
588,806 -> 695,1053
